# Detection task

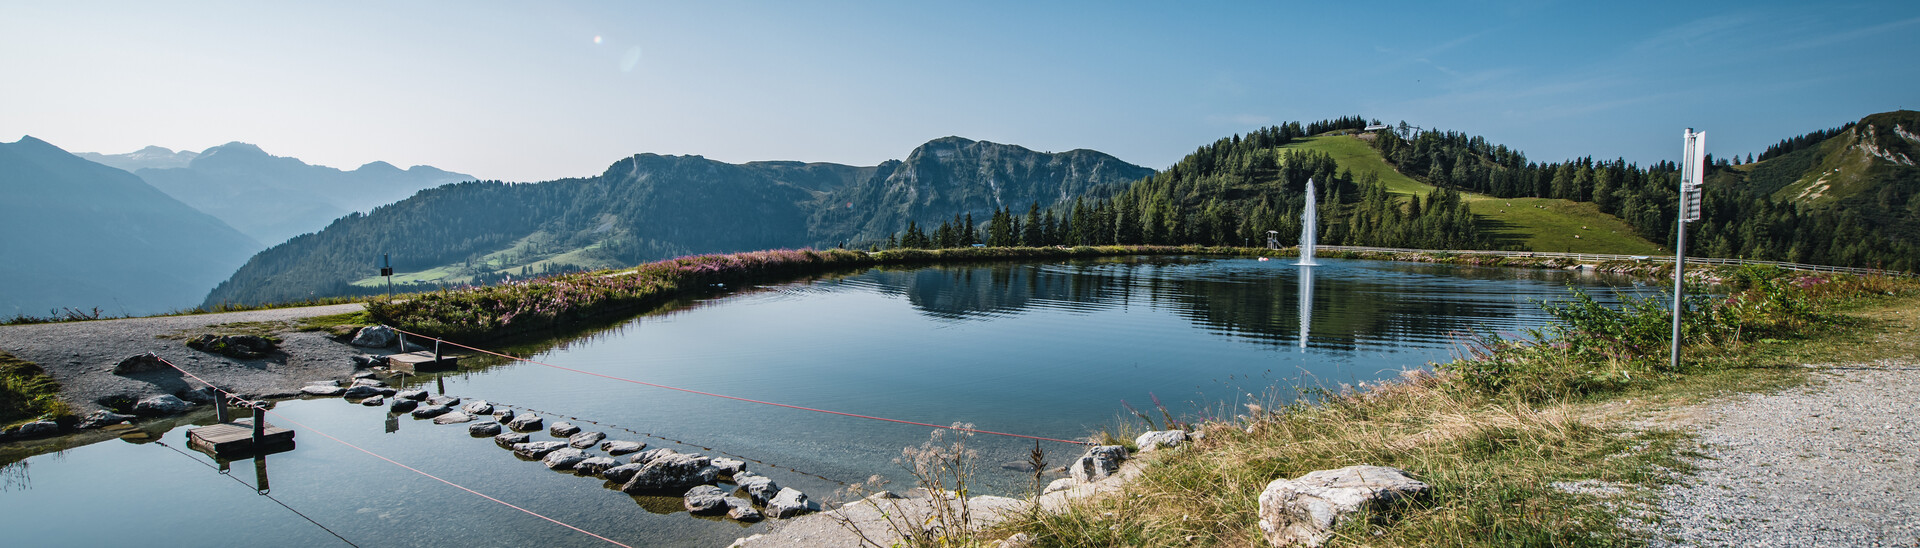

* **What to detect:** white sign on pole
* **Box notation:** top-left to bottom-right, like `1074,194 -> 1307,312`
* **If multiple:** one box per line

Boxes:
1681,131 -> 1705,222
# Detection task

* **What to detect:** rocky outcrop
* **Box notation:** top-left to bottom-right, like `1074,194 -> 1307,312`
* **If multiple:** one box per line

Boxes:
574,457 -> 618,476
132,394 -> 190,416
186,334 -> 277,359
15,420 -> 61,438
494,432 -> 530,448
76,410 -> 134,429
1257,465 -> 1431,547
619,452 -> 719,493
725,497 -> 764,522
685,485 -> 730,514
1134,430 -> 1188,452
410,404 -> 451,419
350,326 -> 395,347
512,441 -> 568,459
431,411 -> 473,425
111,353 -> 168,375
301,384 -> 346,396
734,472 -> 781,504
469,421 -> 502,436
1069,445 -> 1128,483
542,448 -> 591,470
568,431 -> 604,449
506,413 -> 543,432
766,487 -> 819,518
601,440 -> 645,455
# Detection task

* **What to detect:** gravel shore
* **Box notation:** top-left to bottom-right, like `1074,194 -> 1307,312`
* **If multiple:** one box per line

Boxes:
1652,361 -> 1920,547
0,304 -> 370,414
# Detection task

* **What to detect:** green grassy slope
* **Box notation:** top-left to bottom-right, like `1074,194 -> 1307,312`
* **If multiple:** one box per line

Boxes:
1282,135 -> 1666,255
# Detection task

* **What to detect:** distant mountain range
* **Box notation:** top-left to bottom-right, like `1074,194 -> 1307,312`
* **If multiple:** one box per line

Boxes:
204,137 -> 1153,306
0,137 -> 261,317
86,143 -> 474,245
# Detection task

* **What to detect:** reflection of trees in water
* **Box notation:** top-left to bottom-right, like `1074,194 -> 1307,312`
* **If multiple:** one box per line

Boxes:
1,458 -> 27,492
867,258 -> 1652,349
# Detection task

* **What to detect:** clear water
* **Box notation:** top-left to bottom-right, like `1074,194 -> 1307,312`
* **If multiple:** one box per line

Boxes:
0,257 -> 1655,547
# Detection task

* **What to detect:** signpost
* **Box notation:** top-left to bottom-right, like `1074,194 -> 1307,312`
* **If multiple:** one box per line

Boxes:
381,254 -> 394,295
1671,129 -> 1706,371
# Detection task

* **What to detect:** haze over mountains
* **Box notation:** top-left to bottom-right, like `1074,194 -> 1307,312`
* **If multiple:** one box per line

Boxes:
92,142 -> 474,245
0,137 -> 260,317
205,137 -> 1153,306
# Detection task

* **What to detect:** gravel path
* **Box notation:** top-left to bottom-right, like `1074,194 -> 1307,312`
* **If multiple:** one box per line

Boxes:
0,304 -> 371,413
1652,361 -> 1920,547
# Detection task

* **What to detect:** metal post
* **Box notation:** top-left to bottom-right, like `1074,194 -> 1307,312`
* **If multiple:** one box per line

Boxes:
436,375 -> 446,395
213,388 -> 229,423
1671,128 -> 1706,372
252,404 -> 266,447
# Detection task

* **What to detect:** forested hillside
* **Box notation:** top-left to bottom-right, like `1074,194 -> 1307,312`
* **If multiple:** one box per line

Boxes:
900,112 -> 1918,272
204,138 -> 1150,306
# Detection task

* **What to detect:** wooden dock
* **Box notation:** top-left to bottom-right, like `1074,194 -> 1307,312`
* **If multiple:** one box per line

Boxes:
187,419 -> 295,456
385,350 -> 460,374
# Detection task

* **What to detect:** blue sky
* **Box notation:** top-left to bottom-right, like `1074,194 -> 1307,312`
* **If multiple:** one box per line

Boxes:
4,1 -> 1916,182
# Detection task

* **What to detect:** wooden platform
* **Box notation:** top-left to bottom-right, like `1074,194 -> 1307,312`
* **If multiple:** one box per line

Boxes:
385,350 -> 461,374
187,420 -> 295,456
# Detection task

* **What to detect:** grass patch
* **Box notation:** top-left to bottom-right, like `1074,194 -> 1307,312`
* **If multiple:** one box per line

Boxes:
1,351 -> 69,429
984,266 -> 1920,547
1281,135 -> 1666,255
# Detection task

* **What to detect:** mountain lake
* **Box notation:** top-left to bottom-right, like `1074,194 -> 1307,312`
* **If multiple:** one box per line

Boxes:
0,256 -> 1661,547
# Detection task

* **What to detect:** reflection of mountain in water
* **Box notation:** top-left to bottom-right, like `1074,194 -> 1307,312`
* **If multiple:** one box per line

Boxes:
861,258 -> 1651,350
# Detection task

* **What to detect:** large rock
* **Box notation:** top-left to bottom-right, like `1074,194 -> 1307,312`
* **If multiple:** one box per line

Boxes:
16,420 -> 61,438
619,452 -> 720,493
350,326 -> 396,347
132,394 -> 190,416
602,463 -> 647,484
351,378 -> 386,388
389,399 -> 419,413
350,354 -> 383,368
492,408 -> 515,421
1043,477 -> 1076,494
342,385 -> 386,399
409,405 -> 452,419
76,410 -> 134,429
513,441 -> 569,459
574,457 -> 618,476
543,448 -> 591,470
1257,465 -> 1431,547
469,421 -> 503,436
494,432 -> 530,448
766,487 -> 818,518
360,396 -> 386,407
506,413 -> 543,432
1069,445 -> 1128,483
111,352 -> 168,375
568,431 -> 605,449
1135,430 -> 1188,452
301,384 -> 346,396
396,389 -> 428,401
186,334 -> 276,359
735,472 -> 781,504
684,485 -> 729,514
432,412 -> 473,425
428,396 -> 460,407
462,401 -> 493,415
710,457 -> 746,476
549,422 -> 581,437
724,497 -> 763,522
601,440 -> 645,455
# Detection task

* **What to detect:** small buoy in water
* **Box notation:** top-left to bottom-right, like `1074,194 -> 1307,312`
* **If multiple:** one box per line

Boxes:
1258,257 -> 1270,262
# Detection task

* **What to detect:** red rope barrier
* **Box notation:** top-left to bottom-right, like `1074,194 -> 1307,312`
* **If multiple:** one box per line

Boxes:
387,327 -> 1091,446
156,357 -> 636,548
